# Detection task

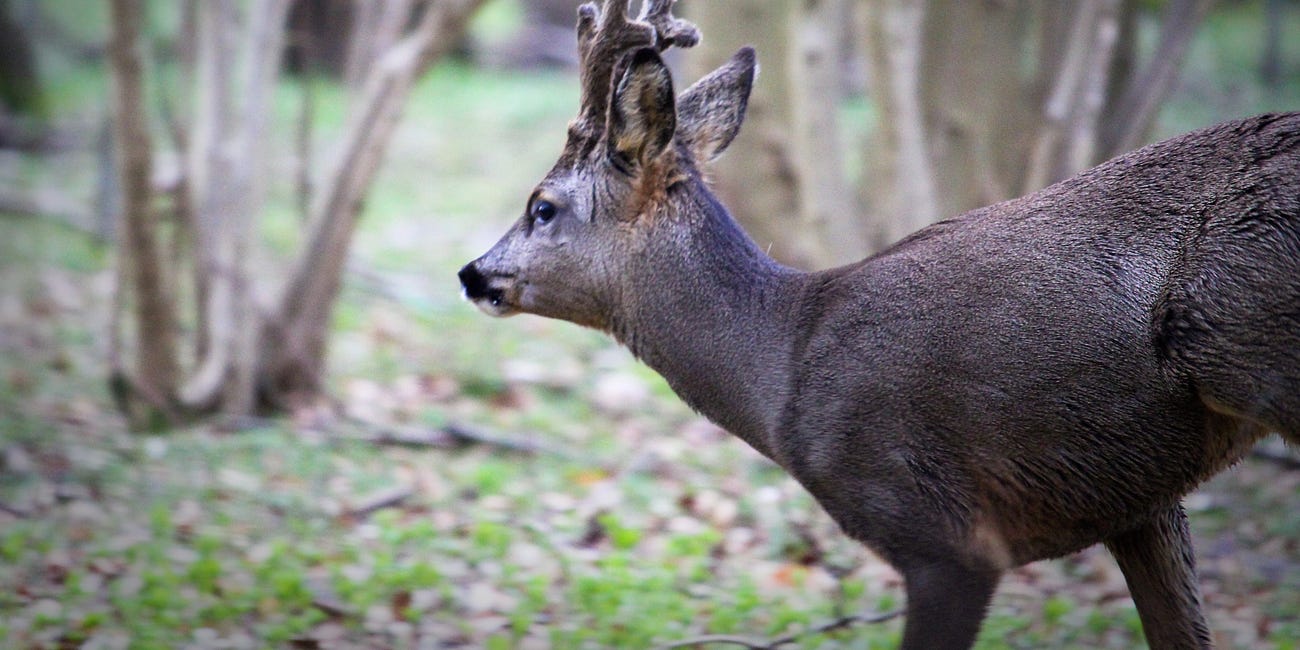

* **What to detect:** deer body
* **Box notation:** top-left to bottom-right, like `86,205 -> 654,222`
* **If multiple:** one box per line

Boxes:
459,3 -> 1299,647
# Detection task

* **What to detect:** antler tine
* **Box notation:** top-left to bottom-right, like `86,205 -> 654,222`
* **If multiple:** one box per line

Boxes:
572,0 -> 699,137
639,0 -> 700,51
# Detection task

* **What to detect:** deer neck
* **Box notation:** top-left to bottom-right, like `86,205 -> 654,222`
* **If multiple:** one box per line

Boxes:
609,188 -> 806,460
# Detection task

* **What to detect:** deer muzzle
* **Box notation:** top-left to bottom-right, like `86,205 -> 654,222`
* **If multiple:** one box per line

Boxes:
458,261 -> 518,317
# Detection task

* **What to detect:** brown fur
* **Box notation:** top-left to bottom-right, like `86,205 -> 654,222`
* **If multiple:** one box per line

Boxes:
460,3 -> 1299,648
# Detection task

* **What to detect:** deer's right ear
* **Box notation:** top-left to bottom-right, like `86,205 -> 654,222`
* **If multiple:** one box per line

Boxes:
607,48 -> 677,173
677,47 -> 757,163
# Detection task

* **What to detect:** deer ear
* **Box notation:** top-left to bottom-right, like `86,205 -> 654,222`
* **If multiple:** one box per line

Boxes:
607,48 -> 677,172
677,47 -> 756,163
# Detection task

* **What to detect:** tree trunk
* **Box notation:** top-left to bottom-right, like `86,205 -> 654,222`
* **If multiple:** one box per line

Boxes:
178,0 -> 293,414
108,0 -> 181,427
107,0 -> 488,425
285,0 -> 354,76
860,0 -> 940,249
790,0 -> 864,265
1022,1 -> 1123,193
917,0 -> 1026,221
262,0 -> 489,402
344,0 -> 418,89
1098,0 -> 1213,157
686,0 -> 816,268
857,0 -> 1208,251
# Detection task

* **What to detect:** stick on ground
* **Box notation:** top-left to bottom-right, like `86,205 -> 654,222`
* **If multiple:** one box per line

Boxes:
658,610 -> 904,649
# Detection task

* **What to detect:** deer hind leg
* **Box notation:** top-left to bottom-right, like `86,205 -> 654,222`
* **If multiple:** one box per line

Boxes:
898,559 -> 1000,650
1105,504 -> 1212,650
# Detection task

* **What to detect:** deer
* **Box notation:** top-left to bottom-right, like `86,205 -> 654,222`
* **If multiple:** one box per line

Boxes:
457,1 -> 1300,647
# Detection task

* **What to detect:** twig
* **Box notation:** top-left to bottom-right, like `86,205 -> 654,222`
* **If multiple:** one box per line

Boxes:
346,485 -> 414,518
658,610 -> 904,649
306,576 -> 353,618
362,420 -> 574,458
0,501 -> 30,519
446,421 -> 567,455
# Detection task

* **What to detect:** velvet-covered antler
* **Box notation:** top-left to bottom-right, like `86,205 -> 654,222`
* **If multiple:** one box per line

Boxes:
572,0 -> 699,137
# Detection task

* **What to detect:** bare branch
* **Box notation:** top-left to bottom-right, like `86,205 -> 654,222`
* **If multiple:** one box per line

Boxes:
265,0 -> 488,398
1022,0 -> 1122,193
347,485 -> 415,518
1100,0 -> 1212,156
360,420 -> 575,458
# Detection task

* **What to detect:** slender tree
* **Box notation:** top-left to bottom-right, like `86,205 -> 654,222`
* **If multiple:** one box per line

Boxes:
858,0 -> 1212,251
106,0 -> 487,427
690,0 -> 1212,263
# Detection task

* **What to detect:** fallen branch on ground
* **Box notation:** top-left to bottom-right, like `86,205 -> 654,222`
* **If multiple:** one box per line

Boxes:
1252,446 -> 1300,470
360,420 -> 575,458
658,610 -> 904,649
0,501 -> 30,518
346,485 -> 415,518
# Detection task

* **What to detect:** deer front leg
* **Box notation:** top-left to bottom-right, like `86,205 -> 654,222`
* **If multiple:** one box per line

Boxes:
899,559 -> 1001,650
1105,504 -> 1212,649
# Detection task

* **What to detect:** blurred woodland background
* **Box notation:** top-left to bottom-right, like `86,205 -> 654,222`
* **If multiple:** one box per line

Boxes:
0,0 -> 1297,648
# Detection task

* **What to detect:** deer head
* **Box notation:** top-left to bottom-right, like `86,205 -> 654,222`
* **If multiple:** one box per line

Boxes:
459,0 -> 757,332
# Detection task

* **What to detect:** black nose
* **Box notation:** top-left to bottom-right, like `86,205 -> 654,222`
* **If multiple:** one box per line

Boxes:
459,262 -> 489,300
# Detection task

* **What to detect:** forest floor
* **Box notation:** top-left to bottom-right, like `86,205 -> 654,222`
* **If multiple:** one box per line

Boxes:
3,5 -> 1300,648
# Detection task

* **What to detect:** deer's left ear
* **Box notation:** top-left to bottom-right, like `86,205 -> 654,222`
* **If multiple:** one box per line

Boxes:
607,48 -> 677,172
677,47 -> 756,163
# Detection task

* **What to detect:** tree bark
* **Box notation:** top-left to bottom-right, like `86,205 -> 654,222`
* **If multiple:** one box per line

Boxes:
108,0 -> 180,424
857,0 -> 1205,251
917,0 -> 1026,221
1099,0 -> 1213,157
344,0 -> 418,89
1022,1 -> 1122,193
861,0 -> 940,249
686,0 -> 815,268
264,0 -> 488,401
177,0 -> 293,414
790,0 -> 863,265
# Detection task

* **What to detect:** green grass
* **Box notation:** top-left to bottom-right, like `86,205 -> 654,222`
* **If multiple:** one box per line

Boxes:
2,1 -> 1298,648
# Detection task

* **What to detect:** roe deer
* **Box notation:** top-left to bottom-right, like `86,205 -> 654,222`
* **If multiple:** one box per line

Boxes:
458,1 -> 1300,647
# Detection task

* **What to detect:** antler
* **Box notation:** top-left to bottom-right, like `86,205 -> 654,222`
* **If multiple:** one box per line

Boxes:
573,0 -> 700,137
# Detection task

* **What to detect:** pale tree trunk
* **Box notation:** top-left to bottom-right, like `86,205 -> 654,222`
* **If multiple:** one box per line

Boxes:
789,0 -> 864,265
861,0 -> 939,249
108,0 -> 180,426
917,0 -> 1026,221
106,0 -> 488,424
857,0 -> 1210,251
178,0 -> 292,414
262,0 -> 488,401
686,1 -> 815,268
344,0 -> 417,90
1098,0 -> 1213,157
1022,1 -> 1123,194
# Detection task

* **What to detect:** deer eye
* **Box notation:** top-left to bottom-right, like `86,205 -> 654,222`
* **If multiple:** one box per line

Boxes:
531,199 -> 558,225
